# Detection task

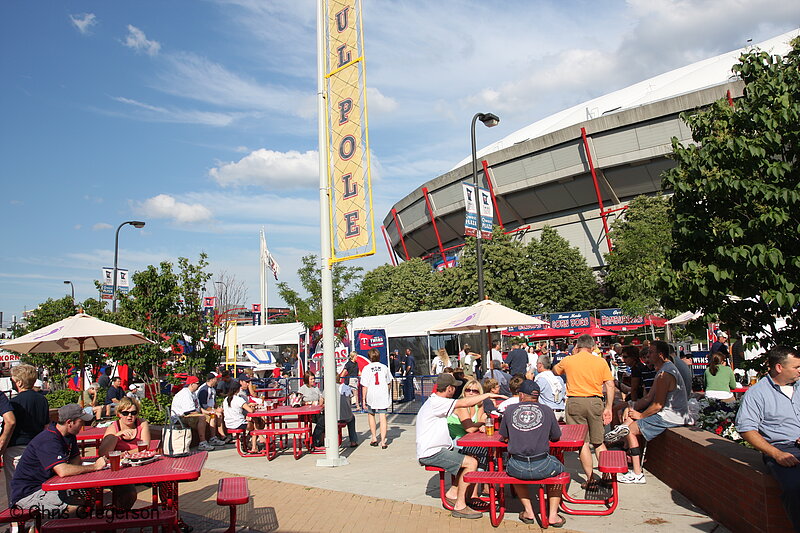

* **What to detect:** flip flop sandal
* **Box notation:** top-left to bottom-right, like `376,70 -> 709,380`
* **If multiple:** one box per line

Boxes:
370,441 -> 379,447
518,513 -> 537,525
550,515 -> 567,528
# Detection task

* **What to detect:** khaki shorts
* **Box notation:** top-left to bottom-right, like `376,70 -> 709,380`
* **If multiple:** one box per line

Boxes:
565,397 -> 605,445
179,415 -> 202,428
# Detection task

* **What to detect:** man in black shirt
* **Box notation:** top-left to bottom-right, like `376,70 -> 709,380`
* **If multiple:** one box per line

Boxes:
104,376 -> 124,417
499,380 -> 565,527
505,340 -> 529,377
552,342 -> 569,366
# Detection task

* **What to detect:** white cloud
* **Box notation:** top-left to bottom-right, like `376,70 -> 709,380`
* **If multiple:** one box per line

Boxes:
209,149 -> 318,189
73,225 -> 82,230
92,222 -> 112,231
366,87 -> 398,114
69,13 -> 97,35
158,52 -> 315,117
110,96 -> 243,126
123,25 -> 161,56
135,194 -> 213,223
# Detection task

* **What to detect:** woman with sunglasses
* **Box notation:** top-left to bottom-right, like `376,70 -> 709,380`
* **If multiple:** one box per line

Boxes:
98,396 -> 151,454
447,379 -> 489,471
97,396 -> 150,510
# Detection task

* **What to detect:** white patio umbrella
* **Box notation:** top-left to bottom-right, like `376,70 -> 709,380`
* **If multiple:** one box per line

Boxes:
429,299 -> 548,333
1,313 -> 154,402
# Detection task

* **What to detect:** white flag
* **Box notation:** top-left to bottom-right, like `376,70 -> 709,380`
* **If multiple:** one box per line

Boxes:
260,230 -> 280,280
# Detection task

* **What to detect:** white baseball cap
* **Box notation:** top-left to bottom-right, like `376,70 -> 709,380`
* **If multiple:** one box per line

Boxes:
129,384 -> 138,390
34,379 -> 43,388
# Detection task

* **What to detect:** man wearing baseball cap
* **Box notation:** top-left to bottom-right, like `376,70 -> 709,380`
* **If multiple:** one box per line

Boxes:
170,376 -> 216,451
499,380 -> 566,528
416,373 -> 505,520
10,403 -> 105,515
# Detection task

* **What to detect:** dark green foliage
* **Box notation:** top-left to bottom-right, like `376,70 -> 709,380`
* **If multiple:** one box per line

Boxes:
44,388 -> 80,408
661,37 -> 800,349
604,195 -> 672,315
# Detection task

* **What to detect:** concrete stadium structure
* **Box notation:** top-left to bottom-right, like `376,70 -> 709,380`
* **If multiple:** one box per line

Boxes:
382,30 -> 797,269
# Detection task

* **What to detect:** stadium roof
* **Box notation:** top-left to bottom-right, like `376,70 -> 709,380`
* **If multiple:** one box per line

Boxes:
454,29 -> 799,170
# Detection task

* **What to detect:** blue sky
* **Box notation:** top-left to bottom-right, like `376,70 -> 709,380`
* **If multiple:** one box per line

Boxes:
2,0 -> 798,324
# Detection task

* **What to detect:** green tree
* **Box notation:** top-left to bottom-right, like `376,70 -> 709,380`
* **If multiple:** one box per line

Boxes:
115,253 -> 222,382
441,228 -> 528,309
521,226 -> 602,313
603,195 -> 672,314
661,38 -> 800,349
276,254 -> 364,329
360,258 -> 442,315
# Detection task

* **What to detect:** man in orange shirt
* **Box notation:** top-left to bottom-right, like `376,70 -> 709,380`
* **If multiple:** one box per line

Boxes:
553,334 -> 615,487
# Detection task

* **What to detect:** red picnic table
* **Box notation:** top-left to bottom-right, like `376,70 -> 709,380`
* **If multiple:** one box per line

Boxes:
42,451 -> 208,528
456,423 -> 588,469
76,426 -> 108,455
247,405 -> 323,459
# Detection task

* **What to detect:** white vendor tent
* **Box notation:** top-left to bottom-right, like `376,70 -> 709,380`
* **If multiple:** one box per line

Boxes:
351,306 -> 468,337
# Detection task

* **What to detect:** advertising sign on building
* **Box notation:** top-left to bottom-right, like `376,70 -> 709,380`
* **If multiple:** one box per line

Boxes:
354,328 -> 388,367
598,308 -> 645,329
550,311 -> 591,330
507,315 -> 548,333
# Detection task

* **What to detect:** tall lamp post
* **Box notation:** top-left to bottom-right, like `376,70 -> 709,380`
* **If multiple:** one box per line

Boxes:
470,112 -> 500,302
112,220 -> 145,313
471,112 -> 500,367
63,281 -> 75,310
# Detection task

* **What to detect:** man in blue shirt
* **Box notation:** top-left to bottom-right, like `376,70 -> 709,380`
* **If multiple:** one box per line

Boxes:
736,346 -> 800,530
504,340 -> 529,377
10,404 -> 104,515
104,376 -> 124,417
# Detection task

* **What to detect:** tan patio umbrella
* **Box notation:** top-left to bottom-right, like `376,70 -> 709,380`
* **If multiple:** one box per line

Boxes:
429,300 -> 548,366
1,313 -> 154,404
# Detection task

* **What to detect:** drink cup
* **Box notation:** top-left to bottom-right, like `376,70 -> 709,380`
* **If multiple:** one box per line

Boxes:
485,424 -> 494,436
137,440 -> 147,452
108,451 -> 122,471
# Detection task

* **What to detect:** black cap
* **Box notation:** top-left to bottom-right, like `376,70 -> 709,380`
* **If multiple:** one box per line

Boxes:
519,380 -> 540,396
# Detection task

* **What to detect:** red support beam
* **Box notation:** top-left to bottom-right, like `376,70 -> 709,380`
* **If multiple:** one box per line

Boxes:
390,208 -> 410,261
580,127 -> 613,253
380,225 -> 397,266
422,187 -> 448,266
481,160 -> 504,230
726,89 -> 734,107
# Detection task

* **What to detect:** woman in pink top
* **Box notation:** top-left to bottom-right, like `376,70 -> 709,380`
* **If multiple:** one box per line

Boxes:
99,396 -> 151,454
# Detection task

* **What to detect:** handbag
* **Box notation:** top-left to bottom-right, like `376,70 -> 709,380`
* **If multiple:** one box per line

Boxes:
163,409 -> 192,457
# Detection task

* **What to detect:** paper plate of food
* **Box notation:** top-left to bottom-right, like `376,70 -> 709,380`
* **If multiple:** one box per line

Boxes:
123,450 -> 159,466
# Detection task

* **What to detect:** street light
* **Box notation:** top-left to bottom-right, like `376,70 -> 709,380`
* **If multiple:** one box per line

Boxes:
470,112 -> 500,302
112,220 -> 145,313
63,280 -> 75,309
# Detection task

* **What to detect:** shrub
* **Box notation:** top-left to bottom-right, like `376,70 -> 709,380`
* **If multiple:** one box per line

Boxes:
45,389 -> 80,408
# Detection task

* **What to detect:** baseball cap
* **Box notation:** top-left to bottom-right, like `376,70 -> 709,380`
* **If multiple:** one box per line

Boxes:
89,382 -> 100,389
34,379 -> 43,388
206,372 -> 219,381
185,376 -> 199,385
717,331 -> 728,338
59,403 -> 94,423
519,380 -> 540,396
128,384 -> 138,390
435,373 -> 462,389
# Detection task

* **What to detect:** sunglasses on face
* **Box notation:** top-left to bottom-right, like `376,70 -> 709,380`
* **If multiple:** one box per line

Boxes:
119,410 -> 138,417
464,388 -> 480,394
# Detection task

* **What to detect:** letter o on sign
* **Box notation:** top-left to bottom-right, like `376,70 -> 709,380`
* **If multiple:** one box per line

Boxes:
339,135 -> 356,160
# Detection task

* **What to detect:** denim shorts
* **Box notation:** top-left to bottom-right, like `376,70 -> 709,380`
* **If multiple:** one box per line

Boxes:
366,406 -> 388,415
506,454 -> 564,480
637,413 -> 682,441
419,447 -> 465,476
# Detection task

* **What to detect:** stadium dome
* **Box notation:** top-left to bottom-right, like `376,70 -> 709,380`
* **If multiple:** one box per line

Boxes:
382,29 -> 798,270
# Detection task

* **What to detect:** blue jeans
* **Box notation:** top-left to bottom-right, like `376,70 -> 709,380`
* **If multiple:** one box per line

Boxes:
764,446 -> 800,530
506,454 -> 564,480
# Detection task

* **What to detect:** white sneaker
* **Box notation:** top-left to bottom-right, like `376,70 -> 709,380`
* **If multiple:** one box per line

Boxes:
209,437 -> 226,446
604,424 -> 630,443
198,441 -> 215,451
618,471 -> 646,484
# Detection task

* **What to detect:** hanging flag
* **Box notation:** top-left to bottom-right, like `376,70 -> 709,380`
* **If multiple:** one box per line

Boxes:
462,182 -> 478,237
478,186 -> 493,240
260,229 -> 280,280
325,0 -> 375,262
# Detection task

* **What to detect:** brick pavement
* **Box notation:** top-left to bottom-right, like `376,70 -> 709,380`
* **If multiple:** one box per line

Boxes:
172,468 -> 583,533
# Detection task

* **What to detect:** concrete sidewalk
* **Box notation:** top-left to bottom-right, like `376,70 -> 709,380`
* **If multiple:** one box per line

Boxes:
168,412 -> 730,532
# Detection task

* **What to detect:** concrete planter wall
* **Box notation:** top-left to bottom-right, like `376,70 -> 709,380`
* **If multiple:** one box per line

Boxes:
646,426 -> 792,533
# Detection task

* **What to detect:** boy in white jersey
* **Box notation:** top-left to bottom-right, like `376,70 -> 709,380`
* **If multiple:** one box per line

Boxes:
360,349 -> 393,448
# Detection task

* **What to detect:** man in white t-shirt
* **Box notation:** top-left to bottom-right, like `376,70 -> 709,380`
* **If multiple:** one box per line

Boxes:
170,376 -> 216,451
416,373 -> 505,520
488,340 -> 503,366
360,349 -> 393,448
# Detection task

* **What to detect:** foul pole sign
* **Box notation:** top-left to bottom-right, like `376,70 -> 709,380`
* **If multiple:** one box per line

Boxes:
325,0 -> 375,262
